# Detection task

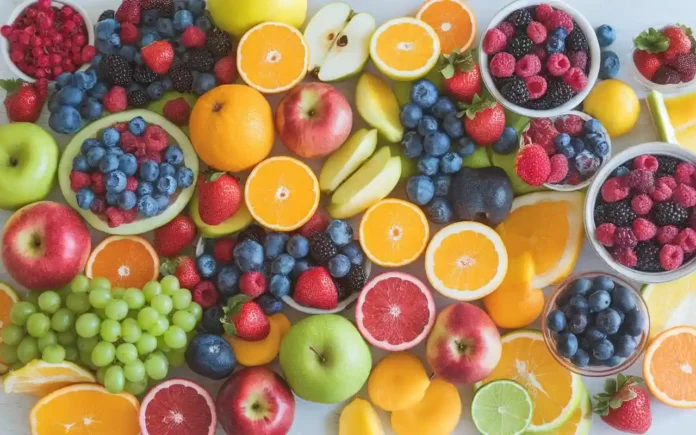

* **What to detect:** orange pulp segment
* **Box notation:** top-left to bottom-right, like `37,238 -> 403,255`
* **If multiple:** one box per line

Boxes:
416,0 -> 477,53
0,282 -> 19,374
370,18 -> 440,80
85,236 -> 159,289
644,325 -> 696,408
3,360 -> 96,397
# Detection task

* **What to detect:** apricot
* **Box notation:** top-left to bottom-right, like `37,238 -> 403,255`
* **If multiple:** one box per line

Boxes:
390,379 -> 461,435
226,313 -> 290,366
368,352 -> 430,411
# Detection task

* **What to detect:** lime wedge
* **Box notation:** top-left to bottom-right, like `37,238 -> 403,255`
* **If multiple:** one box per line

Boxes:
319,129 -> 378,192
471,380 -> 533,435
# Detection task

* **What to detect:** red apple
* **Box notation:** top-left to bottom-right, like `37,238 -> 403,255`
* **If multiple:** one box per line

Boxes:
275,82 -> 353,158
217,366 -> 295,435
2,201 -> 91,290
426,302 -> 502,384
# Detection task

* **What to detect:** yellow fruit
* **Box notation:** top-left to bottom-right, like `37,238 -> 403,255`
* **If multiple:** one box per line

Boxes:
390,378 -> 461,435
207,0 -> 307,38
339,398 -> 385,435
583,79 -> 640,138
648,89 -> 696,153
368,352 -> 430,411
642,271 -> 696,339
555,384 -> 592,435
370,18 -> 440,80
643,325 -> 696,408
3,360 -> 96,397
416,0 -> 477,54
320,129 -> 379,192
0,282 -> 19,375
226,314 -> 290,367
356,73 -> 404,143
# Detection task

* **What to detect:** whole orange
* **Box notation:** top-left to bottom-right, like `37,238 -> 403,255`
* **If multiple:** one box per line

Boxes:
189,85 -> 274,172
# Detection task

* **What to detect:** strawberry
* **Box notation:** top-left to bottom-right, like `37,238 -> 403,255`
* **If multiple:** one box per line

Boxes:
297,211 -> 330,238
214,55 -> 238,85
1,79 -> 47,122
181,25 -> 206,48
663,25 -> 693,62
141,40 -> 174,75
213,237 -> 236,263
162,256 -> 201,289
162,97 -> 191,125
197,172 -> 242,226
115,0 -> 141,24
153,215 -> 197,257
192,280 -> 218,308
222,295 -> 270,341
633,50 -> 664,80
460,94 -> 506,146
594,374 -> 651,434
293,267 -> 338,309
438,50 -> 481,103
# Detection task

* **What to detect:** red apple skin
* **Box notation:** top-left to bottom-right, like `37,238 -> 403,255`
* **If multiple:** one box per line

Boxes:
217,366 -> 295,435
275,82 -> 353,158
425,302 -> 502,385
2,201 -> 91,290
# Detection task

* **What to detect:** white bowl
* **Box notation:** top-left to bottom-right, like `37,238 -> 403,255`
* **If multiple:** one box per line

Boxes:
629,48 -> 696,95
479,0 -> 601,118
1,0 -> 95,82
584,142 -> 696,283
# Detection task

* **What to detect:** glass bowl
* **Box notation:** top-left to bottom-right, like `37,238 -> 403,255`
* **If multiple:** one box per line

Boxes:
541,271 -> 650,377
629,49 -> 696,94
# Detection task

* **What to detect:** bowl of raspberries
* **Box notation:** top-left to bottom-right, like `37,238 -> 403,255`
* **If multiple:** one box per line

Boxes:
479,0 -> 600,117
632,24 -> 696,93
587,142 -> 696,283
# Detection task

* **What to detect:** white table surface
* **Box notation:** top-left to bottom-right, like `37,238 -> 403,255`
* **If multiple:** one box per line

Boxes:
1,0 -> 694,433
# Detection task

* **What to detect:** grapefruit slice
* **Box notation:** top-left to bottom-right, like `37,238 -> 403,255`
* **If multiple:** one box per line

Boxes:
355,272 -> 436,351
140,378 -> 217,435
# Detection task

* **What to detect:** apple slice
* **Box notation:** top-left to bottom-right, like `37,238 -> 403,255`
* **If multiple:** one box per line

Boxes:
317,12 -> 376,82
356,73 -> 404,143
319,128 -> 378,192
304,2 -> 352,73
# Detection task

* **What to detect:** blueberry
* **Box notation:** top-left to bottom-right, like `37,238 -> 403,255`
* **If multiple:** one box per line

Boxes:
196,254 -> 218,278
195,16 -> 213,33
585,119 -> 604,134
556,141 -> 576,159
269,275 -> 291,298
127,83 -> 144,94
410,79 -> 439,109
443,112 -> 464,139
578,336 -> 594,351
568,314 -> 588,334
622,309 -> 646,336
176,167 -> 194,188
134,52 -> 144,65
88,82 -> 110,100
610,286 -> 636,313
605,355 -> 624,367
554,133 -> 571,151
96,39 -> 118,55
286,234 -> 309,259
569,278 -> 593,296
73,155 -> 90,172
174,0 -> 187,13
136,181 -> 153,197
108,33 -> 122,50
550,27 -> 569,40
439,152 -> 463,174
417,115 -> 438,137
327,220 -> 353,247
569,138 -> 585,155
432,174 -> 451,196
546,310 -> 566,332
595,24 -> 616,47
584,325 -> 607,341
106,147 -> 124,158
611,334 -> 637,357
424,132 -> 451,157
431,96 -> 456,119
574,150 -> 601,176
73,71 -> 97,91
234,240 -> 264,272
156,175 -> 177,195
193,73 -> 217,95
592,140 -> 610,158
492,127 -> 519,155
161,76 -> 173,91
128,117 -> 146,136
291,259 -> 313,280
401,131 -> 424,159
571,348 -> 590,367
156,18 -> 175,38
216,266 -> 240,297
328,254 -> 351,278
568,295 -> 589,314
406,175 -> 436,205
106,171 -> 127,193
588,290 -> 611,313
557,332 -> 578,358
265,232 -> 289,260
592,338 -> 614,361
142,9 -> 160,26
48,92 -> 60,112
92,54 -> 104,68
546,36 -> 565,53
612,166 -> 630,178
341,241 -> 364,266
457,137 -> 476,156
106,191 -> 120,205
48,106 -> 81,134
119,44 -> 138,62
95,19 -> 120,41
271,254 -> 295,276
599,51 -> 620,79
154,194 -> 170,213
592,275 -> 615,292
400,103 -> 423,129
201,305 -> 224,335
76,188 -> 94,210
140,160 -> 160,182
99,153 -> 120,173
101,128 -> 120,147
146,81 -> 165,100
187,0 -> 206,17
595,308 -> 622,335
56,72 -> 73,89
137,195 -> 159,217
140,32 -> 157,47
118,191 -> 137,210
424,197 -> 454,224
255,294 -> 283,315
159,162 -> 176,178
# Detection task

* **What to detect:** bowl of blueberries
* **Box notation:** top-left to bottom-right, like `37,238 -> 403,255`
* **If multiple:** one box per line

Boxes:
542,272 -> 650,377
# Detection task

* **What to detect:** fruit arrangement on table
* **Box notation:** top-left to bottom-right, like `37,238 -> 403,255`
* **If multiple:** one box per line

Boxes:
3,0 -> 696,434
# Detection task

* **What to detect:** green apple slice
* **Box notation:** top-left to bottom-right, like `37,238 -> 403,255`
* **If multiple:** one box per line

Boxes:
320,128 -> 378,192
461,146 -> 491,169
190,192 -> 254,238
356,73 -> 404,143
647,90 -> 678,144
317,12 -> 376,82
304,2 -> 353,73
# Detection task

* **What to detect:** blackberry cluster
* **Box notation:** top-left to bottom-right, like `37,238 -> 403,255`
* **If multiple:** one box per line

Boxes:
133,66 -> 159,85
335,281 -> 352,301
525,97 -> 552,111
207,28 -> 233,58
127,90 -> 149,108
187,48 -> 215,72
656,155 -> 679,177
654,202 -> 689,226
309,233 -> 338,264
237,224 -> 267,245
605,200 -> 636,227
567,25 -> 589,52
594,203 -> 609,226
500,77 -> 530,105
545,78 -> 574,107
507,35 -> 534,59
635,241 -> 663,272
507,8 -> 533,29
143,0 -> 174,16
170,65 -> 194,92
99,55 -> 132,87
340,265 -> 367,294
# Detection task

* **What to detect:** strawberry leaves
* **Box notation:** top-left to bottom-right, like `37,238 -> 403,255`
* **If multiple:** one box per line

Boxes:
221,294 -> 251,336
456,93 -> 495,119
593,373 -> 645,416
0,79 -> 26,94
438,49 -> 475,79
634,28 -> 670,53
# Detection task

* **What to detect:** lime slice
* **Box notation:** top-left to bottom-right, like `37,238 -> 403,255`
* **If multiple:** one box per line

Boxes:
471,380 -> 533,435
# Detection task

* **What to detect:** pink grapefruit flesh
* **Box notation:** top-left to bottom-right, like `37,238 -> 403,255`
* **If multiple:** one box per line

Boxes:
355,271 -> 436,351
140,378 -> 217,435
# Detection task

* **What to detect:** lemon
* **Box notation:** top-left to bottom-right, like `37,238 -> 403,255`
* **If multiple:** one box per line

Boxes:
583,79 -> 640,138
208,0 -> 307,38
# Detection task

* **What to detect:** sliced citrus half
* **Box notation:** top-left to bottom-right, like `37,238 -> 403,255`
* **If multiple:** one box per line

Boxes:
471,380 -> 533,435
359,199 -> 430,267
555,384 -> 592,435
642,271 -> 696,339
237,21 -> 309,94
245,156 -> 320,231
425,221 -> 508,301
0,282 -> 20,375
140,378 -> 216,435
369,17 -> 440,80
86,236 -> 159,289
416,0 -> 477,54
30,383 -> 139,435
643,325 -> 696,408
4,360 -> 96,397
496,191 -> 584,289
475,330 -> 584,433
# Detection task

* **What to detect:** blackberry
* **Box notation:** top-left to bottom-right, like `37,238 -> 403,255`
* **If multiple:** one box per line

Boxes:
500,76 -> 530,105
339,265 -> 367,293
507,35 -> 534,59
170,65 -> 193,92
127,90 -> 149,108
99,55 -> 132,87
566,25 -> 589,52
143,0 -> 174,16
605,200 -> 636,227
98,10 -> 115,21
635,241 -> 663,272
206,28 -> 233,59
546,78 -> 574,107
524,96 -> 552,111
594,203 -> 609,226
654,202 -> 689,226
309,233 -> 338,265
656,155 -> 679,177
187,48 -> 215,72
133,65 -> 159,85
335,280 -> 352,301
237,224 -> 267,244
507,9 -> 533,29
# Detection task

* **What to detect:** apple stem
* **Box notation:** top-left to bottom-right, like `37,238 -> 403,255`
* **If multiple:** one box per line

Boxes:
9,157 -> 18,167
309,346 -> 326,364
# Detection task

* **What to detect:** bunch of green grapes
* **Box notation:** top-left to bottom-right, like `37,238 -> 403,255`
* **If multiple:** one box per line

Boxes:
0,275 -> 202,395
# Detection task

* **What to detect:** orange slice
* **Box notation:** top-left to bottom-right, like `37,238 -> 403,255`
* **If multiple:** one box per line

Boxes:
85,236 -> 159,289
416,0 -> 477,54
244,156 -> 320,231
30,383 -> 139,435
425,221 -> 507,301
370,17 -> 440,80
3,360 -> 96,397
237,21 -> 309,94
644,326 -> 696,408
0,282 -> 19,375
359,199 -> 429,267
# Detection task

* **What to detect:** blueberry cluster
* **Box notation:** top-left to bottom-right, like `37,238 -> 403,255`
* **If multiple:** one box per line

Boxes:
546,275 -> 646,369
48,70 -> 104,134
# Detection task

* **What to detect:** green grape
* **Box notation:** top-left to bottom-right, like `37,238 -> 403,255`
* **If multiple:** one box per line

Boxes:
145,353 -> 169,380
105,300 -> 129,321
156,336 -> 170,353
26,313 -> 51,338
24,292 -> 41,306
148,316 -> 169,337
90,277 -> 111,290
120,318 -> 142,344
97,366 -> 108,384
142,281 -> 163,302
76,313 -> 101,338
125,379 -> 148,395
91,341 -> 116,367
42,344 -> 66,363
137,307 -> 159,330
100,319 -> 121,343
167,349 -> 186,368
77,336 -> 99,353
187,302 -> 203,322
17,337 -> 39,364
160,275 -> 180,295
66,293 -> 91,314
136,333 -> 157,356
151,294 -> 173,316
0,343 -> 19,364
79,349 -> 93,366
172,310 -> 196,332
50,308 -> 76,332
123,288 -> 145,310
94,308 -> 107,319
89,288 -> 112,309
111,287 -> 126,299
37,291 -> 62,314
126,310 -> 139,320
64,346 -> 78,362
163,326 -> 187,349
116,343 -> 138,364
70,275 -> 90,293
123,360 -> 146,382
171,289 -> 192,310
57,330 -> 77,346
37,331 -> 58,351
10,302 -> 37,326
2,324 -> 25,346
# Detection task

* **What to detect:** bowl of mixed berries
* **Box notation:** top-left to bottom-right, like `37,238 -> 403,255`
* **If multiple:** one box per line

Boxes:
479,0 -> 600,117
587,143 -> 696,283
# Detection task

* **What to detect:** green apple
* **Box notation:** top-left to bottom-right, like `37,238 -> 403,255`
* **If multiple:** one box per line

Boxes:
190,192 -> 254,238
320,128 -> 378,192
0,123 -> 59,210
279,314 -> 372,403
356,73 -> 404,143
461,146 -> 491,169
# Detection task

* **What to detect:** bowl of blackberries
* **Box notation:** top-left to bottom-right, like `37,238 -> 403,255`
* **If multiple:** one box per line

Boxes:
479,0 -> 600,118
586,142 -> 696,283
542,272 -> 649,377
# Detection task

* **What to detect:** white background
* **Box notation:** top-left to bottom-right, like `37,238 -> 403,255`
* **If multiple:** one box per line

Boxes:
1,0 -> 694,433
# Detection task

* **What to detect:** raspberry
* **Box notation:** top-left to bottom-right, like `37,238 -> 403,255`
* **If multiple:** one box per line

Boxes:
240,271 -> 266,298
213,238 -> 236,263
192,281 -> 218,308
90,197 -> 106,215
126,176 -> 138,192
526,21 -> 547,44
70,171 -> 91,192
626,169 -> 655,193
568,51 -> 588,71
612,246 -> 637,268
601,177 -> 630,202
615,227 -> 638,248
595,223 -> 617,247
567,167 -> 582,185
489,52 -> 516,77
674,184 -> 696,208
114,122 -> 129,133
675,162 -> 696,186
105,207 -> 125,228
563,67 -> 588,93
525,75 -> 547,99
122,208 -> 137,224
91,172 -> 106,194
120,22 -> 139,45
163,98 -> 191,126
515,54 -> 542,78
633,218 -> 657,241
650,183 -> 673,202
103,86 -> 127,113
535,4 -> 554,23
674,228 -> 696,253
533,45 -> 548,63
483,28 -> 508,55
547,53 -> 570,76
631,194 -> 653,215
515,144 -> 551,186
181,25 -> 207,48
526,119 -> 559,155
547,10 -> 574,32
547,154 -> 568,183
554,114 -> 584,135
120,131 -> 138,153
496,21 -> 515,39
657,225 -> 679,244
634,154 -> 659,172
298,211 -> 330,238
143,125 -> 168,153
660,244 -> 684,271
